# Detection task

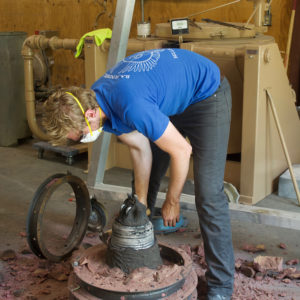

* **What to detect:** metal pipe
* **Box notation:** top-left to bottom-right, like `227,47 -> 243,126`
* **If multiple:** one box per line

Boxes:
253,0 -> 265,28
141,0 -> 144,23
21,35 -> 78,141
245,4 -> 259,28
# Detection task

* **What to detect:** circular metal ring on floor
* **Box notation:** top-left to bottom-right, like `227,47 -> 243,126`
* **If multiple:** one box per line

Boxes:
68,269 -> 198,300
26,172 -> 91,262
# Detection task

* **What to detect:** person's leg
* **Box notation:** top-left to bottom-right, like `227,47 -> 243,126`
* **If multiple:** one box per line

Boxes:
178,78 -> 234,297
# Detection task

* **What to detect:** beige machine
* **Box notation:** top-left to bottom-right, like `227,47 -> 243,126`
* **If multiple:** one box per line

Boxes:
21,0 -> 299,208
84,0 -> 300,206
20,0 -> 300,231
180,38 -> 299,205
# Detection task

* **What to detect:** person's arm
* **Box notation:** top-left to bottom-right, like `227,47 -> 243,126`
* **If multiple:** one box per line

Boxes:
118,131 -> 152,206
154,121 -> 192,227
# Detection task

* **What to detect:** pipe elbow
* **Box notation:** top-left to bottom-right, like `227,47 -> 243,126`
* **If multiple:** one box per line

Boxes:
21,35 -> 80,142
21,40 -> 33,58
24,35 -> 48,50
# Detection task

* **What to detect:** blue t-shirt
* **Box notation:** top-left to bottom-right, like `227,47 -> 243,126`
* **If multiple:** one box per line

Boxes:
91,48 -> 220,141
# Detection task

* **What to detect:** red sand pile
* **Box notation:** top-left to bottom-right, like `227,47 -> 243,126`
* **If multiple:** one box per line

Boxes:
0,247 -> 70,299
72,244 -> 186,292
1,234 -> 300,299
181,243 -> 300,300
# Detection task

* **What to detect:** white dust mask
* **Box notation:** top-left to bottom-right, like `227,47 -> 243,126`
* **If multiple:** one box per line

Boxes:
80,127 -> 103,143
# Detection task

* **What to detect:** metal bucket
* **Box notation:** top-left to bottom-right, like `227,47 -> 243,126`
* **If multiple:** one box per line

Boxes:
0,32 -> 31,146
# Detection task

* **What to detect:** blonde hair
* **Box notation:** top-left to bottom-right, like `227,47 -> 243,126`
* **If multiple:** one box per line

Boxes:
42,87 -> 98,145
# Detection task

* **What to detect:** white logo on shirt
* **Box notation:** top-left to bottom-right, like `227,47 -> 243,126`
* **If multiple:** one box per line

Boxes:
118,50 -> 162,73
105,49 -> 178,78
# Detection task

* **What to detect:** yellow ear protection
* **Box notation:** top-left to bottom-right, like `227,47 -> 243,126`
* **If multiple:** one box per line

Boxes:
65,92 -> 102,136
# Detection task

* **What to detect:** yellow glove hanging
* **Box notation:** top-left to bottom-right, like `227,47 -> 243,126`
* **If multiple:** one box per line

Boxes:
75,28 -> 112,58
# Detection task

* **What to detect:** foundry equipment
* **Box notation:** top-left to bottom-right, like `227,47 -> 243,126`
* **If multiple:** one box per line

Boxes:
25,0 -> 300,255
22,0 -> 300,206
85,0 -> 300,207
68,194 -> 197,299
25,0 -> 300,298
105,194 -> 162,273
26,172 -> 198,299
26,172 -> 106,262
68,242 -> 197,299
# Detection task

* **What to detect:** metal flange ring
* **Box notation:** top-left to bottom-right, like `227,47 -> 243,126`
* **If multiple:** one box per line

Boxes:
26,173 -> 91,262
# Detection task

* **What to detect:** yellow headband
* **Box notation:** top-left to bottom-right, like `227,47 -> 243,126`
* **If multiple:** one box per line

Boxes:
65,92 -> 93,136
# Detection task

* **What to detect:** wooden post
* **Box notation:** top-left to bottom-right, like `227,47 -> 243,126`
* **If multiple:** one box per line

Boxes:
266,89 -> 300,205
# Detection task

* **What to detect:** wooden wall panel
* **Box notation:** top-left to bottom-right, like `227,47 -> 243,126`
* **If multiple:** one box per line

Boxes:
0,0 -> 292,87
0,0 -> 116,86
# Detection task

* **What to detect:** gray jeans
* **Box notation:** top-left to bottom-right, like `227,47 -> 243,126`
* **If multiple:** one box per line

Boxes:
144,77 -> 235,296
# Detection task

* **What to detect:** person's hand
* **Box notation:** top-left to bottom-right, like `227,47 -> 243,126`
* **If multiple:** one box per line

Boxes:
161,199 -> 180,227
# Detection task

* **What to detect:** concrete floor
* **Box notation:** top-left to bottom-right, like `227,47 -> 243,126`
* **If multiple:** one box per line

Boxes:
0,138 -> 300,299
